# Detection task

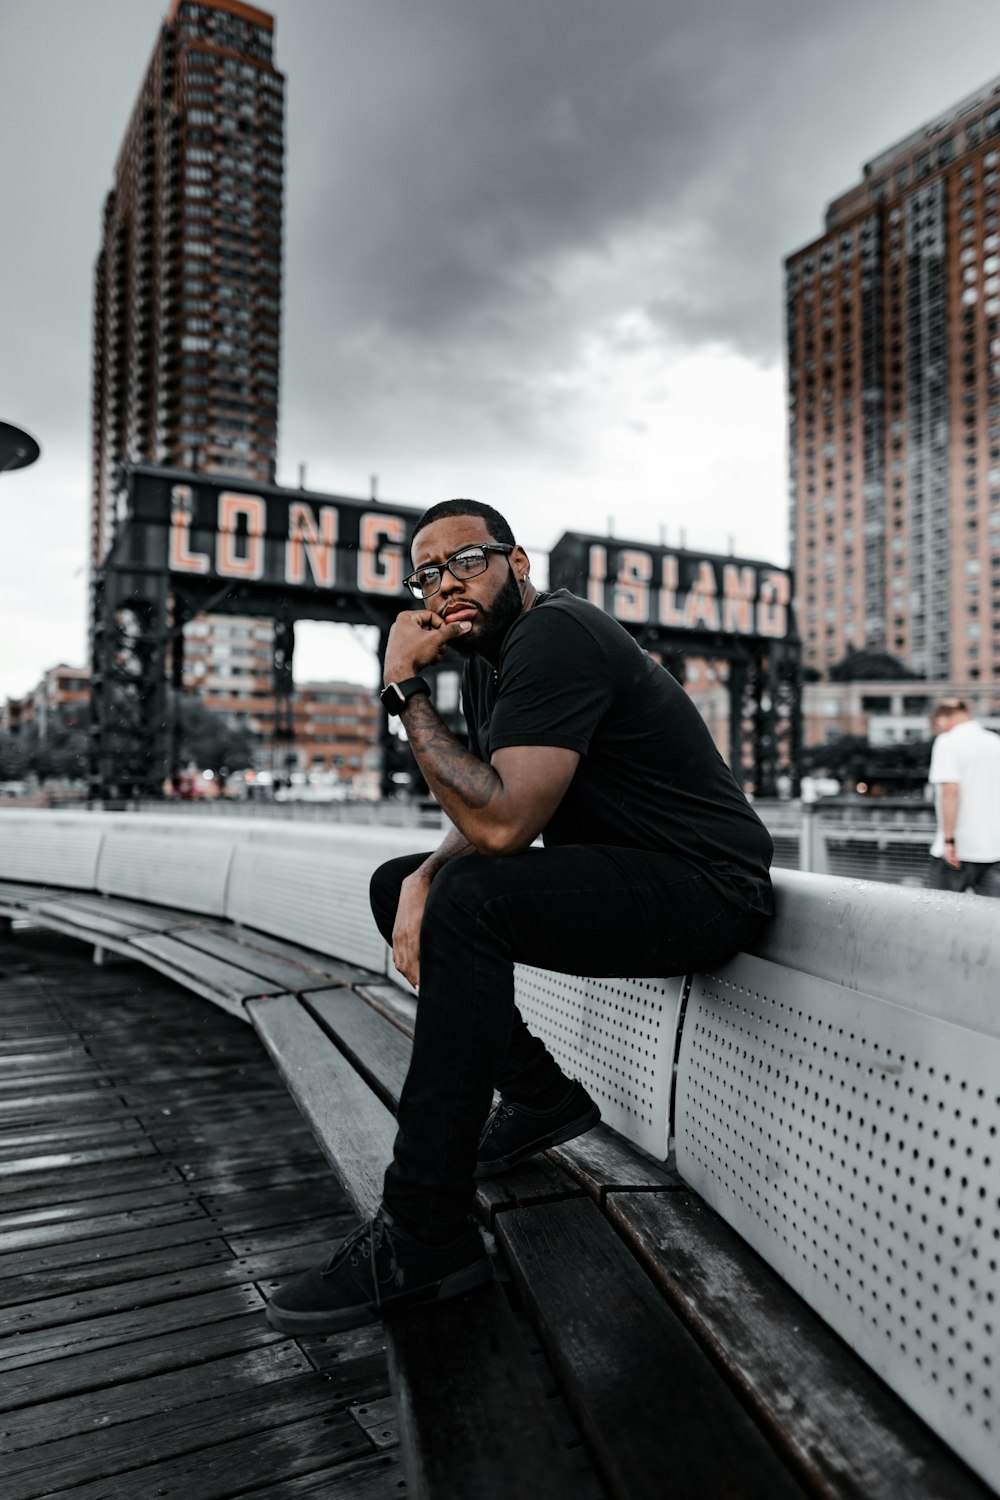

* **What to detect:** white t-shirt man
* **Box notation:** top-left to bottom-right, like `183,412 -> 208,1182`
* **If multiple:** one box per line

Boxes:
928,718 -> 1000,861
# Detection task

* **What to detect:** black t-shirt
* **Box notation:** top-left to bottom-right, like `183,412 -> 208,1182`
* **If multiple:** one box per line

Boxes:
462,589 -> 774,915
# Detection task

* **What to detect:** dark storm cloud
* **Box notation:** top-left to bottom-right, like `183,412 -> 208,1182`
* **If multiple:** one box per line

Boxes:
273,0 -> 993,448
289,0 -> 818,353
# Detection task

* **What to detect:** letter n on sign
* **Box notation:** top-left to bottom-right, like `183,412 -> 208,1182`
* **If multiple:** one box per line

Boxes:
286,502 -> 338,587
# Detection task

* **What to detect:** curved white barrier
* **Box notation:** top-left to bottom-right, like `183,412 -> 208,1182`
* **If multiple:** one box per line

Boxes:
97,830 -> 235,916
227,843 -> 389,972
0,811 -> 106,889
755,869 -> 1000,1038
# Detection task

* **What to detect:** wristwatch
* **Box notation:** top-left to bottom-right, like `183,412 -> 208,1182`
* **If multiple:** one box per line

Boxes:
380,676 -> 431,716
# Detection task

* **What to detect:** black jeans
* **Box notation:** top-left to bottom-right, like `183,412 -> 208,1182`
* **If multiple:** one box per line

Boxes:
370,845 -> 770,1242
930,856 -> 1000,896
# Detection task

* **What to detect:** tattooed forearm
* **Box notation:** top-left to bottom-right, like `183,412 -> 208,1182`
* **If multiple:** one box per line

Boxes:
400,694 -> 501,824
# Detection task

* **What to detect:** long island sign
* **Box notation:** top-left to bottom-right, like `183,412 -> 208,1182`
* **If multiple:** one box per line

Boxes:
549,532 -> 795,643
109,465 -> 424,622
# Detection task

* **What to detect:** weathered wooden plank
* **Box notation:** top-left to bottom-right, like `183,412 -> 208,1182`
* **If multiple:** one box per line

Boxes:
496,1196 -> 807,1500
352,980 -> 418,1032
549,1123 -> 682,1202
171,928 -> 342,994
0,1341 -> 310,1454
247,995 -> 396,1219
0,1047 -> 99,1072
2,1370 -> 341,1500
0,1037 -> 84,1057
126,933 -> 294,1013
233,922 -> 381,985
183,1158 -> 331,1197
176,1147 -> 326,1184
33,900 -> 151,943
475,1157 -> 584,1229
388,1282 -> 581,1500
247,1451 -> 406,1500
0,1237 -> 235,1309
0,1215 -> 229,1282
0,1141 -> 159,1178
303,987 -> 413,1106
0,1284 -> 265,1371
0,1236 -> 338,1336
11,915 -> 141,965
0,1158 -> 184,1210
0,1180 -> 195,1234
224,1216 -> 354,1260
349,1393 -> 398,1450
0,1117 -> 141,1154
35,1408 -> 372,1500
91,1066 -> 274,1091
0,1311 -> 285,1413
34,891 -> 201,930
0,1072 -> 117,1099
196,1180 -> 348,1236
609,1189 -> 997,1500
290,1318 -> 387,1376
132,1098 -> 304,1134
0,1198 -> 208,1258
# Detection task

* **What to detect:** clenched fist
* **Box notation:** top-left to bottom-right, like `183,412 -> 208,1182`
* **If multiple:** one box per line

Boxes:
383,609 -> 471,685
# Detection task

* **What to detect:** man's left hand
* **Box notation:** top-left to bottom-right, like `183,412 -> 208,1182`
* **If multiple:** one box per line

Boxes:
944,841 -> 961,870
383,609 -> 471,685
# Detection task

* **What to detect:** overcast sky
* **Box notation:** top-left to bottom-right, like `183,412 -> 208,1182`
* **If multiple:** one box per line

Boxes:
4,0 -> 1000,695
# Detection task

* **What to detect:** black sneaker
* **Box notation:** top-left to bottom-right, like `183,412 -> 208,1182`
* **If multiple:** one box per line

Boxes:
475,1081 -> 600,1178
265,1207 -> 491,1334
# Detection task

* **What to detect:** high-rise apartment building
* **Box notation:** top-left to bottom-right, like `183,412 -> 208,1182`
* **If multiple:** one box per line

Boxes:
90,0 -> 284,725
786,76 -> 1000,685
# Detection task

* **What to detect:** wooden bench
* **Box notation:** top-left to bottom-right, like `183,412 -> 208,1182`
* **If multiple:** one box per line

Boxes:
1,808 -> 998,1498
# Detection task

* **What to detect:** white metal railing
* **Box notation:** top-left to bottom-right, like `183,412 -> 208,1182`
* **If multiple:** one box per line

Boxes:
757,799 -> 939,887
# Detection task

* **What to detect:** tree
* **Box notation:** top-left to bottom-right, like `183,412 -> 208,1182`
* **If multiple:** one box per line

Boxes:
0,713 -> 88,783
171,690 -> 258,778
801,734 -> 931,793
0,731 -> 29,781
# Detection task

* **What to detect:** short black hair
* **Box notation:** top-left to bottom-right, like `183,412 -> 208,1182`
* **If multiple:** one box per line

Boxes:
412,498 -> 515,550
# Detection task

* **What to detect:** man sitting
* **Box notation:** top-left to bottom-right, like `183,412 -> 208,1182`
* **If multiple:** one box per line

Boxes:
267,499 -> 774,1333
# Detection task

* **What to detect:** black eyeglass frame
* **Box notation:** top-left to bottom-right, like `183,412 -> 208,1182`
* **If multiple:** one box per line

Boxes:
403,543 -> 515,600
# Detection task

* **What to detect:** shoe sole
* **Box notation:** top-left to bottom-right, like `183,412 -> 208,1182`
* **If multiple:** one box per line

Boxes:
264,1256 -> 492,1335
474,1102 -> 601,1179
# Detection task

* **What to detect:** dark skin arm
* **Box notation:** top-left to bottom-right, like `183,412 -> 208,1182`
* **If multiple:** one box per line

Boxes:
399,694 -> 579,858
383,607 -> 579,857
382,607 -> 579,984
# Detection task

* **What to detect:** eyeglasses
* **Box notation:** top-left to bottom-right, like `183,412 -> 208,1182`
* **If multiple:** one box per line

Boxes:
403,543 -> 514,600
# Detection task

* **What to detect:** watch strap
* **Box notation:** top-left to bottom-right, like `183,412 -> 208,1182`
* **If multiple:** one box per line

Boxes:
380,676 -> 431,715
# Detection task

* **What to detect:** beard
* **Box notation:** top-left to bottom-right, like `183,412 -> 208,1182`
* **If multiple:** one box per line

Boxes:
448,565 -> 523,660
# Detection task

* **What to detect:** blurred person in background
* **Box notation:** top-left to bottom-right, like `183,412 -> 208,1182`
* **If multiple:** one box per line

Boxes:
928,698 -> 1000,895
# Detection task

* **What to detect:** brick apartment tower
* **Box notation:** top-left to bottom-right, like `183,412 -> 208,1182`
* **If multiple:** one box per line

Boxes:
786,77 -> 1000,685
90,0 -> 284,729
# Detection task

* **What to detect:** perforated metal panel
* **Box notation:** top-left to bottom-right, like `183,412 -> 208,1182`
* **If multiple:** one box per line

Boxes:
227,845 -> 387,972
513,967 -> 682,1156
675,951 -> 1000,1490
98,832 -> 232,916
0,813 -> 105,889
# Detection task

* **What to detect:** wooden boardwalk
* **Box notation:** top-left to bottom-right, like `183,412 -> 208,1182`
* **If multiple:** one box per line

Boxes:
0,924 -> 405,1499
